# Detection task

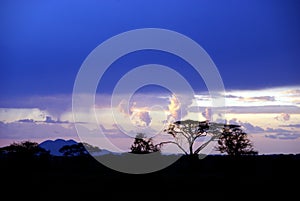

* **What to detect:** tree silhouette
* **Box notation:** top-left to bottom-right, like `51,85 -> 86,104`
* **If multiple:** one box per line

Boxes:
130,133 -> 160,154
59,142 -> 101,157
162,120 -> 225,156
215,125 -> 258,156
0,141 -> 50,158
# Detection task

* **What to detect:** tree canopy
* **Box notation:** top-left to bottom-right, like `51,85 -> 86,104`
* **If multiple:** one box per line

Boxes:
215,125 -> 258,156
130,133 -> 160,154
59,142 -> 101,157
162,119 -> 258,157
162,120 -> 225,155
0,141 -> 50,158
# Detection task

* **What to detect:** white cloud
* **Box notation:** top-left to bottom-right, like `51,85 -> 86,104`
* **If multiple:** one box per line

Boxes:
0,120 -> 77,140
0,108 -> 48,123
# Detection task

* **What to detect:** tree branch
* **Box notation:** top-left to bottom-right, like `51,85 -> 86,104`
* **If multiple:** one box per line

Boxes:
158,141 -> 188,155
194,135 -> 220,154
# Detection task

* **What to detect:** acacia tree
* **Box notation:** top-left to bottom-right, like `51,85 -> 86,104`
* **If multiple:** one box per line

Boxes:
162,120 -> 225,156
215,125 -> 258,156
130,133 -> 160,154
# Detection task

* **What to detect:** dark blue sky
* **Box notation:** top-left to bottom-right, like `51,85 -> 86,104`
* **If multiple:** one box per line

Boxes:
1,0 -> 300,98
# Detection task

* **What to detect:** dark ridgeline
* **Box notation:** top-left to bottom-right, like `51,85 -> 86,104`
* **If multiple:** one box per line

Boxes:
0,140 -> 299,199
0,119 -> 298,199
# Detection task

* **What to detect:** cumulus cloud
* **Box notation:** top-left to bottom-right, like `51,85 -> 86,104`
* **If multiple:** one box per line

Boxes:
167,94 -> 181,121
166,93 -> 194,123
130,109 -> 152,127
274,113 -> 290,121
118,100 -> 152,127
202,108 -> 212,121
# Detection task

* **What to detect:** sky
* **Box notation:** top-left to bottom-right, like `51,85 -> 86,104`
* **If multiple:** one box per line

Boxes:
0,0 -> 300,154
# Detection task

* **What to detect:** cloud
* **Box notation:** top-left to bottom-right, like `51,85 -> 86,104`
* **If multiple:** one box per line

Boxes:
228,118 -> 264,133
225,93 -> 276,102
118,99 -> 130,115
292,99 -> 300,104
0,95 -> 71,118
240,96 -> 276,102
227,118 -> 300,140
202,108 -> 212,121
118,100 -> 152,127
225,94 -> 240,99
0,108 -> 48,123
265,133 -> 300,140
225,105 -> 300,114
44,116 -> 70,124
274,113 -> 290,121
283,89 -> 300,96
18,119 -> 35,123
280,124 -> 300,128
17,116 -> 70,124
187,105 -> 300,114
98,124 -> 128,138
167,94 -> 181,120
130,110 -> 152,127
240,122 -> 265,133
0,121 -> 77,140
166,93 -> 194,123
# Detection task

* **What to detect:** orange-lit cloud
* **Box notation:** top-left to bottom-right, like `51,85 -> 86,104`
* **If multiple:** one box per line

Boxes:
118,100 -> 152,127
130,102 -> 152,127
167,94 -> 181,120
202,108 -> 212,121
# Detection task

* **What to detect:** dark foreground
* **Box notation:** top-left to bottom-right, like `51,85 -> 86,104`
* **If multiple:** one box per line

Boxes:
1,154 -> 300,199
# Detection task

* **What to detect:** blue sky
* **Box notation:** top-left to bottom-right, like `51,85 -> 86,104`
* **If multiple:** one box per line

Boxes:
0,0 -> 300,154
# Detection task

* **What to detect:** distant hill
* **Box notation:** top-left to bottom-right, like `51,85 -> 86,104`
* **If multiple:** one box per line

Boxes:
38,139 -> 118,156
39,139 -> 77,156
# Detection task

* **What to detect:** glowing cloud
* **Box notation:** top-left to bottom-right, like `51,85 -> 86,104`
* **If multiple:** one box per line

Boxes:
130,102 -> 152,127
118,100 -> 152,127
167,94 -> 181,121
202,108 -> 212,121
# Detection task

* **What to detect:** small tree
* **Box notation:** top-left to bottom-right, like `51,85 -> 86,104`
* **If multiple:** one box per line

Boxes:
130,133 -> 160,154
162,120 -> 224,156
215,125 -> 258,156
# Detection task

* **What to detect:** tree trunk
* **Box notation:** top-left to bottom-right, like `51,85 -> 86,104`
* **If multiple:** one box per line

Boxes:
189,144 -> 193,155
